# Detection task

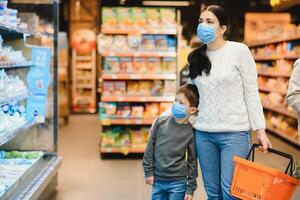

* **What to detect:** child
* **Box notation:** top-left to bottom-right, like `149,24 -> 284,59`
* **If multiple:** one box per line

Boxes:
143,84 -> 199,200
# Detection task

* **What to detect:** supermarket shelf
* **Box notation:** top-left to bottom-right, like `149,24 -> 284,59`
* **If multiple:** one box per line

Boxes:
266,125 -> 299,147
101,96 -> 174,102
247,35 -> 300,47
101,28 -> 177,35
258,71 -> 291,78
76,56 -> 92,61
100,51 -> 177,57
1,156 -> 62,200
0,92 -> 28,106
72,107 -> 96,114
76,85 -> 93,89
0,120 -> 35,146
262,102 -> 297,119
0,61 -> 33,69
100,146 -> 146,154
254,55 -> 299,61
101,73 -> 177,80
0,26 -> 28,40
259,86 -> 287,95
11,0 -> 53,4
100,118 -> 155,125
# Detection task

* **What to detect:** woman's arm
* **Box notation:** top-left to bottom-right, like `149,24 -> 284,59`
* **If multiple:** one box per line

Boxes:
286,59 -> 300,112
238,44 -> 271,150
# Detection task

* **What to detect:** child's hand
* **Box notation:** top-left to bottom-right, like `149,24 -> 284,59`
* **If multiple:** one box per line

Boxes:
145,176 -> 154,185
184,194 -> 193,200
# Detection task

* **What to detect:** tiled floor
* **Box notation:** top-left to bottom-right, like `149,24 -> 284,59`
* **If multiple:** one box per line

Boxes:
51,115 -> 300,200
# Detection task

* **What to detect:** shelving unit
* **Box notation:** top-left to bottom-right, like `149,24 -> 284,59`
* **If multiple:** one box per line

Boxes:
247,35 -> 300,47
250,33 -> 300,147
72,49 -> 97,113
102,74 -> 177,80
0,61 -> 33,69
58,32 -> 70,124
101,96 -> 175,102
98,7 -> 179,157
0,1 -> 61,199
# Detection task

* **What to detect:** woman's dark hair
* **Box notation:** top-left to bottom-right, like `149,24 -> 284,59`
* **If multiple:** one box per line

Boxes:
188,5 -> 229,79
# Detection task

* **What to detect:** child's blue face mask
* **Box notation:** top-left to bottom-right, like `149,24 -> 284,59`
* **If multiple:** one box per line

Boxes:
171,102 -> 188,119
197,23 -> 216,44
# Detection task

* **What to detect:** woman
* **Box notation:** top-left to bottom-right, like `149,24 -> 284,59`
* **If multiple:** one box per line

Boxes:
187,5 -> 272,199
286,58 -> 300,134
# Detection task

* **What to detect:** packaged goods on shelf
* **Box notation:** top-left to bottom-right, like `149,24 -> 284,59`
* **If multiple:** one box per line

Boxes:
0,38 -> 27,65
114,81 -> 126,95
164,80 -> 177,96
147,57 -> 161,73
133,57 -> 147,73
98,34 -> 176,53
0,101 -> 26,134
251,41 -> 300,57
265,111 -> 298,139
144,103 -> 160,118
0,3 -> 28,31
101,126 -> 149,147
162,57 -> 177,73
116,103 -> 131,118
102,7 -> 176,30
117,8 -> 132,29
120,57 -> 133,73
160,8 -> 176,29
0,151 -> 44,197
257,60 -> 293,74
103,57 -> 176,74
102,80 -> 176,97
145,8 -> 160,28
99,102 -> 171,119
0,70 -> 27,97
102,7 -> 118,29
131,7 -> 146,28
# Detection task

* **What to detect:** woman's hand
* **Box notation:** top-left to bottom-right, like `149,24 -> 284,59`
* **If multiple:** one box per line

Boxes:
256,129 -> 272,153
184,194 -> 193,200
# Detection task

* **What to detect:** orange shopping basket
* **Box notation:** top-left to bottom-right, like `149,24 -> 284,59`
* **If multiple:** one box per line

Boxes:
231,143 -> 300,200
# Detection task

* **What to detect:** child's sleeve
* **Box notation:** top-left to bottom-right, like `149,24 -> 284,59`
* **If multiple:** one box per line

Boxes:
186,135 -> 198,196
143,118 -> 160,178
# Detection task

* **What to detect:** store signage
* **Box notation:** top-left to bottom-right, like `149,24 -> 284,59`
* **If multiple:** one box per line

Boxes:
26,47 -> 51,123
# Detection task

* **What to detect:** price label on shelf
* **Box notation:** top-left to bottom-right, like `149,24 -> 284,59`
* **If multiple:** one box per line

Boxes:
140,97 -> 146,102
136,119 -> 142,124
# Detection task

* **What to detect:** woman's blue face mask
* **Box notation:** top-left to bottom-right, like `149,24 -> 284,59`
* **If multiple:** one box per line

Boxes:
197,23 -> 216,44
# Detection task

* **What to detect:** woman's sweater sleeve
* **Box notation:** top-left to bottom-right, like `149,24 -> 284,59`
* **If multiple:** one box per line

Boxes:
238,45 -> 266,131
286,59 -> 300,112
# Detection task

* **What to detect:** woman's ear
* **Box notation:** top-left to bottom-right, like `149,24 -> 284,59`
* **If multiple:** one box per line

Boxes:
221,25 -> 227,35
189,107 -> 198,115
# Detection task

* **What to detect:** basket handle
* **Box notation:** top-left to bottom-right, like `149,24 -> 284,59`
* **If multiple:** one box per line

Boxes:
247,143 -> 294,176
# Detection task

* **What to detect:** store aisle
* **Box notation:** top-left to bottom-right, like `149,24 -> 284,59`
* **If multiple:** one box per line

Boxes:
52,115 -> 299,200
52,115 -> 206,200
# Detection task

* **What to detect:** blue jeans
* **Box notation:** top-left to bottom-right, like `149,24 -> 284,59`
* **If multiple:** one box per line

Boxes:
195,130 -> 251,200
152,180 -> 187,200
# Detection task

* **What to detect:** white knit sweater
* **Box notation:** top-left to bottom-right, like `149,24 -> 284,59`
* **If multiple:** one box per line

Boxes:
190,41 -> 266,132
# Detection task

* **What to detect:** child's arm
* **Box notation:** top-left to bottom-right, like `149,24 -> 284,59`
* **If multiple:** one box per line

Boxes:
186,136 -> 198,198
143,118 -> 160,182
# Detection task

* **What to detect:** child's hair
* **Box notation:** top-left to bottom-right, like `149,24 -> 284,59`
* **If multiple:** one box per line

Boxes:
177,84 -> 199,108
